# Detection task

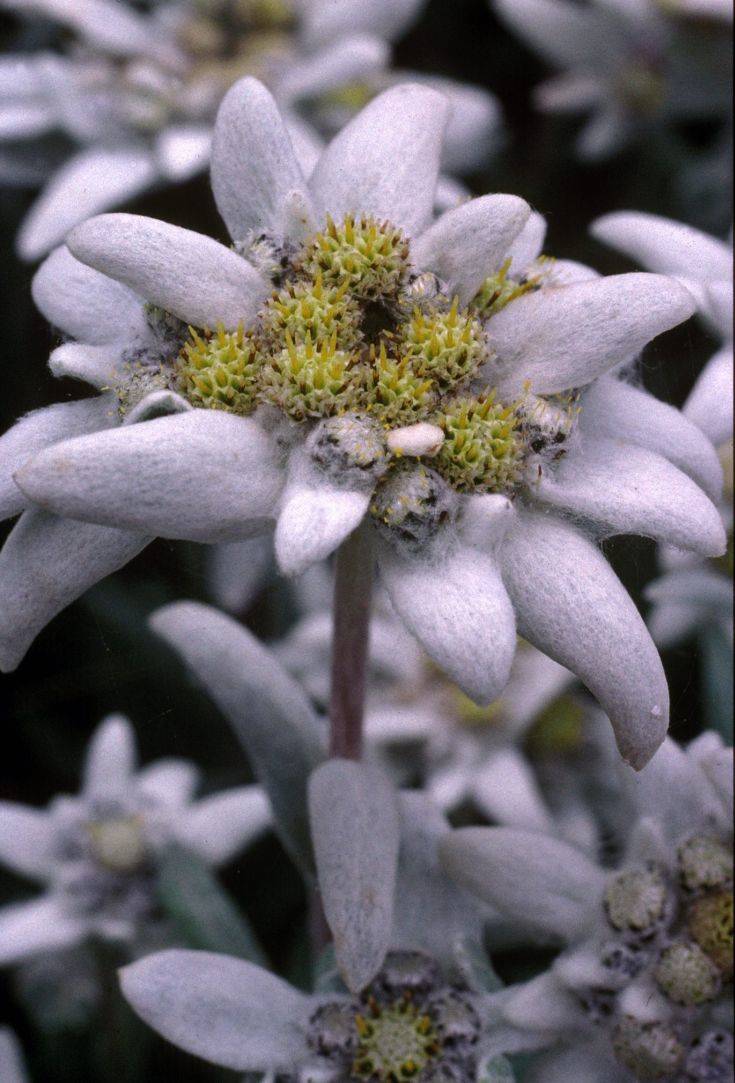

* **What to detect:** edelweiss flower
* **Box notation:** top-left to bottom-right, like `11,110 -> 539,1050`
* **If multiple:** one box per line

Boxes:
6,77 -> 724,769
441,733 -> 734,1082
0,0 -> 499,259
0,714 -> 270,966
490,0 -> 733,159
119,758 -> 515,1081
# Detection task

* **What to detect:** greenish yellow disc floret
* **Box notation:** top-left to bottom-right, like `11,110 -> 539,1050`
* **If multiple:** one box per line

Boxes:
399,298 -> 484,388
259,272 -> 361,352
612,1017 -> 685,1081
167,213 -> 565,508
654,941 -> 721,1006
678,835 -> 733,893
301,214 -> 410,298
604,867 -> 668,934
352,997 -> 441,1081
365,342 -> 436,426
177,325 -> 259,413
234,0 -> 295,30
319,81 -> 375,112
470,258 -> 540,319
87,815 -> 148,874
687,890 -> 734,977
259,331 -> 362,421
435,392 -> 523,494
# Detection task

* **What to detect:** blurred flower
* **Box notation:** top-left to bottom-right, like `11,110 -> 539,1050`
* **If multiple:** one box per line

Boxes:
4,77 -> 722,768
441,732 -> 734,1082
490,0 -> 732,159
0,714 -> 270,967
0,0 -> 499,259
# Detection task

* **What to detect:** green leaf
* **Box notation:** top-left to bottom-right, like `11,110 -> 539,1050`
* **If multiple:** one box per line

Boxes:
157,843 -> 267,965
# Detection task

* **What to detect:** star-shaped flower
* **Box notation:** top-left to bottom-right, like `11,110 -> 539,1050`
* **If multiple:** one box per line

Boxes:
0,714 -> 270,967
118,762 -> 514,1081
4,76 -> 724,769
441,732 -> 734,1082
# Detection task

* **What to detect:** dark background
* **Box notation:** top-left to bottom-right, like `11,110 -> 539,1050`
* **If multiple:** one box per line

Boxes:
0,0 -> 730,1077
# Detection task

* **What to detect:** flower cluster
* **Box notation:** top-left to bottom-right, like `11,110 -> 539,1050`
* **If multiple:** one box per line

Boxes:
441,733 -> 734,1082
0,11 -> 730,1080
0,77 -> 726,776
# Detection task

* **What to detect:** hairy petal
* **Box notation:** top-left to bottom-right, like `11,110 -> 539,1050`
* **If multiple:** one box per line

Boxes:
485,273 -> 695,396
440,827 -> 604,940
17,147 -> 158,262
175,786 -> 271,866
592,211 -> 733,281
579,376 -> 724,501
500,512 -> 668,768
0,396 -> 117,522
82,714 -> 137,800
120,950 -> 312,1070
16,412 -> 283,543
684,345 -> 733,448
31,245 -> 147,344
150,602 -> 324,873
211,77 -> 314,244
67,214 -> 268,330
536,437 -> 726,556
379,540 -> 516,705
309,760 -> 399,992
0,802 -> 56,881
412,194 -> 531,305
0,510 -> 150,673
309,83 -> 449,236
0,897 -> 87,966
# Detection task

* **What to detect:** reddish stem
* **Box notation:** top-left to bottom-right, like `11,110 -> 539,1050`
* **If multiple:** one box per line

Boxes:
328,522 -> 373,760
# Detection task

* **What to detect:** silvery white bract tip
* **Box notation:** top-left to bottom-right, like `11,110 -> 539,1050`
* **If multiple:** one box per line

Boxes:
4,77 -> 718,773
0,714 -> 270,967
441,732 -> 734,1083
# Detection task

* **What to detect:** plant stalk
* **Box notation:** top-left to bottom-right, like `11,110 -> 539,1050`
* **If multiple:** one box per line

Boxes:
328,522 -> 373,760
